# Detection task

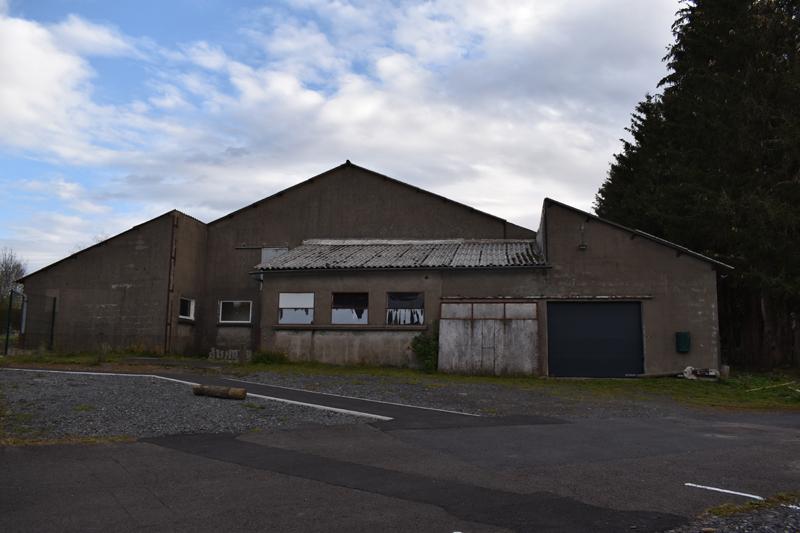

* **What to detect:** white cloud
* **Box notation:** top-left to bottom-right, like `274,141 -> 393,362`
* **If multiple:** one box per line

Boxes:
0,0 -> 682,269
184,41 -> 229,70
148,83 -> 189,110
21,177 -> 110,214
50,14 -> 139,57
0,12 -> 175,165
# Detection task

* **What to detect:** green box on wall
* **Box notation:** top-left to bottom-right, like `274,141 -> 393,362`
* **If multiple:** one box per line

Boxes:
676,331 -> 691,353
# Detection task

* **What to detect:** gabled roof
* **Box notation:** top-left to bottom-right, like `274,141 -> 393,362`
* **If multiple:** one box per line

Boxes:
210,160 -> 533,236
255,239 -> 545,272
17,210 -> 203,282
543,198 -> 734,270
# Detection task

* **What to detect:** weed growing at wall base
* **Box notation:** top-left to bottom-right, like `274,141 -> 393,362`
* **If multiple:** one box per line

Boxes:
411,322 -> 439,373
251,351 -> 289,365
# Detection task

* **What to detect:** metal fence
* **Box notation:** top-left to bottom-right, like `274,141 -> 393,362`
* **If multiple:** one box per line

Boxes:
2,291 -> 56,354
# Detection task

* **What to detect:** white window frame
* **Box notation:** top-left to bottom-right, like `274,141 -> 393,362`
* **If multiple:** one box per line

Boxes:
179,297 -> 196,320
218,300 -> 253,324
278,292 -> 314,325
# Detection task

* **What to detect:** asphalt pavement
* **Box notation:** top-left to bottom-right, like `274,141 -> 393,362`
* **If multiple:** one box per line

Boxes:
1,368 -> 798,532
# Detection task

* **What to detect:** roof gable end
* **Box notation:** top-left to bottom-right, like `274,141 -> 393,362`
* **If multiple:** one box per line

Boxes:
543,198 -> 733,269
209,161 -> 533,235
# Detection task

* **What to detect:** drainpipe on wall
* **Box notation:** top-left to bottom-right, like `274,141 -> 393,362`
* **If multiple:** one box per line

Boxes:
163,213 -> 178,354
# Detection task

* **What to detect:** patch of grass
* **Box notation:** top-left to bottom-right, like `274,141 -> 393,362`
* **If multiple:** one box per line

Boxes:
706,492 -> 800,517
242,401 -> 266,410
0,390 -> 40,440
229,360 -> 430,380
250,351 -> 289,365
229,361 -> 800,410
8,412 -> 34,424
0,348 -> 193,368
73,404 -> 94,413
1,352 -> 127,367
0,435 -> 135,447
4,347 -> 799,410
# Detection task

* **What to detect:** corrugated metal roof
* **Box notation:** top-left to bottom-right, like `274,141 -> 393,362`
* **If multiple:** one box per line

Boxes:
255,239 -> 545,271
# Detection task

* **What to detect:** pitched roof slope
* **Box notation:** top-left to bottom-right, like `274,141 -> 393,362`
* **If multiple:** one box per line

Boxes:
18,210 -> 204,282
543,198 -> 733,269
210,160 -> 535,237
255,239 -> 545,271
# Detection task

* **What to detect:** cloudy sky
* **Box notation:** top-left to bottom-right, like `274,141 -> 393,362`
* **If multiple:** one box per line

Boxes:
0,0 -> 680,271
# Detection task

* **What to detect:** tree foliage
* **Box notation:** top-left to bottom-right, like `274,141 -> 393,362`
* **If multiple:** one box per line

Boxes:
0,247 -> 26,298
596,0 -> 800,367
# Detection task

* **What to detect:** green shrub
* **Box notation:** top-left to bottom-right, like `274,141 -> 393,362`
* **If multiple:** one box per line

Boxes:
411,323 -> 439,373
251,350 -> 289,365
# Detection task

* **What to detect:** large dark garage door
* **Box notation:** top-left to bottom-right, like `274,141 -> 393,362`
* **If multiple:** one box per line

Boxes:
547,302 -> 643,377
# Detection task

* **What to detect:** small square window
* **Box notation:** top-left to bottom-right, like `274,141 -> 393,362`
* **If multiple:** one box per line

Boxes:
279,292 -> 314,324
386,292 -> 424,325
179,298 -> 195,320
219,300 -> 252,323
331,292 -> 368,325
261,247 -> 288,264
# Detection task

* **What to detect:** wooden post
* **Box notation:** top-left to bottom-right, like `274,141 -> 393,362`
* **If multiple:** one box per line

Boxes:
192,384 -> 247,400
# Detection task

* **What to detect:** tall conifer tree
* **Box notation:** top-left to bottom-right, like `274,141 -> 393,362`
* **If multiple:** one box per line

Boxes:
596,0 -> 800,367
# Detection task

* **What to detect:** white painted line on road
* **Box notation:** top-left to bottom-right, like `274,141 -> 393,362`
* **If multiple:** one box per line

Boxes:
684,483 -> 764,501
1,367 -> 201,386
0,368 -> 391,420
224,377 -> 482,417
244,392 -> 392,421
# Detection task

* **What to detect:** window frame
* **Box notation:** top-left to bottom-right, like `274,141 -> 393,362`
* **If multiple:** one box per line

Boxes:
385,292 -> 425,325
331,292 -> 369,325
218,300 -> 253,324
278,292 -> 315,325
178,297 -> 196,321
261,247 -> 289,264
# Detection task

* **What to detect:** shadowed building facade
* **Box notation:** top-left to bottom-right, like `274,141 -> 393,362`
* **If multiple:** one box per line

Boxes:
18,162 -> 730,377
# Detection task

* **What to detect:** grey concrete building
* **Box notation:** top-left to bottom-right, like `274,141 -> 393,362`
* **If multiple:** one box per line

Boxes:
18,162 -> 730,376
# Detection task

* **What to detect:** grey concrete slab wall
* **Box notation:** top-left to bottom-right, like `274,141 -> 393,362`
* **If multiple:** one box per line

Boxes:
273,329 -> 421,366
168,213 -> 208,355
16,163 -> 721,375
202,163 -> 534,354
20,213 -> 174,353
541,203 -> 720,375
256,207 -> 721,376
259,269 -> 548,369
260,270 -> 441,365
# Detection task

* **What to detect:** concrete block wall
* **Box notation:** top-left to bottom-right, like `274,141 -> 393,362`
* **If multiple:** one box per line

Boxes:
20,213 -> 175,353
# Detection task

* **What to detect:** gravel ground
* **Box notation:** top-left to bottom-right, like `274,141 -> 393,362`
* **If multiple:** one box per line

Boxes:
667,505 -> 800,532
0,370 -> 365,439
239,369 -> 692,420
